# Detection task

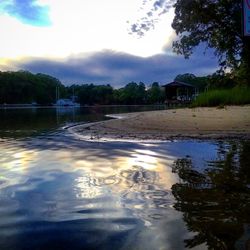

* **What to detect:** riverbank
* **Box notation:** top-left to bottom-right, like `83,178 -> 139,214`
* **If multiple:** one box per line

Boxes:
69,105 -> 250,141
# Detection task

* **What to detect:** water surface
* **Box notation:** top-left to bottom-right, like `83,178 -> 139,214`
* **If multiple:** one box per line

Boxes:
0,107 -> 249,250
0,106 -> 166,138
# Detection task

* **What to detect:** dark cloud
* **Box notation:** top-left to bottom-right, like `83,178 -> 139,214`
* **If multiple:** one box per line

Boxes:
128,0 -> 175,37
12,49 -> 218,87
0,0 -> 50,26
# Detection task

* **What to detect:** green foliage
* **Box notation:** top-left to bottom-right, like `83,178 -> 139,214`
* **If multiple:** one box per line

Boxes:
0,71 -> 65,105
76,81 -> 165,105
77,84 -> 114,105
0,71 -> 168,106
174,72 -> 243,94
112,82 -> 147,105
147,82 -> 165,104
192,86 -> 250,107
175,73 -> 209,91
172,0 -> 250,82
172,0 -> 242,66
2,70 -> 249,107
175,73 -> 196,83
206,71 -> 237,89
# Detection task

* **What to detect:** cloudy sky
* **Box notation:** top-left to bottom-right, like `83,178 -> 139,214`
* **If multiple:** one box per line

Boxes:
0,0 -> 218,86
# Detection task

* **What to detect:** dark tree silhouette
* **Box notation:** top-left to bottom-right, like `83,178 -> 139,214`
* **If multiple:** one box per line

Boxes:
171,141 -> 250,249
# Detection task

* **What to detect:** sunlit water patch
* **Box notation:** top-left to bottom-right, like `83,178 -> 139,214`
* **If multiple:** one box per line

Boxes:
0,132 -> 190,250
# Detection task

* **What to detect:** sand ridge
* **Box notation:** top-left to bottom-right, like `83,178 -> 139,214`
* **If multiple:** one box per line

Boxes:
69,106 -> 250,141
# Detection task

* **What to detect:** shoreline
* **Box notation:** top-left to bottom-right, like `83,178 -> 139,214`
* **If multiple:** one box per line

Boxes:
69,105 -> 250,142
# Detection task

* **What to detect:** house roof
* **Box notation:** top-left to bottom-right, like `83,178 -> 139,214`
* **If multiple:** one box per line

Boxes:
162,81 -> 195,88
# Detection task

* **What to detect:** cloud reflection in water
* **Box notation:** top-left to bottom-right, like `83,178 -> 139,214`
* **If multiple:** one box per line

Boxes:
0,136 -> 199,250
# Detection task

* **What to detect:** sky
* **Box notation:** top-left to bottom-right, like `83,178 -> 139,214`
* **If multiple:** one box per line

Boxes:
0,0 -> 219,87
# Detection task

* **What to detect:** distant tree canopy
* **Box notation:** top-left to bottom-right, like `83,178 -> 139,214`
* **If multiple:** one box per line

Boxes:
75,82 -> 164,105
73,84 -> 114,105
0,71 -> 66,105
174,73 -> 208,90
172,0 -> 250,84
175,73 -> 216,90
147,82 -> 165,104
2,70 -> 243,106
0,71 -> 167,105
174,72 -> 239,91
113,82 -> 146,105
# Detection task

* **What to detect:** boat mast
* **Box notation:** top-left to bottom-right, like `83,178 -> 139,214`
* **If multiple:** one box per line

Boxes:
56,86 -> 60,102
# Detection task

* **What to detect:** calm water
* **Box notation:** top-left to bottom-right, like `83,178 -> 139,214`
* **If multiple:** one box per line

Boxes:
0,107 -> 249,250
0,106 -> 166,138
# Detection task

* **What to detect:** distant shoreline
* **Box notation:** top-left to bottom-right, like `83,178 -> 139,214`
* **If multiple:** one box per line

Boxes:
0,104 -> 166,109
69,105 -> 250,141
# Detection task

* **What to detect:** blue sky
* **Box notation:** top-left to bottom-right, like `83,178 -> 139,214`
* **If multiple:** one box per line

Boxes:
0,0 -> 51,26
0,0 -> 219,86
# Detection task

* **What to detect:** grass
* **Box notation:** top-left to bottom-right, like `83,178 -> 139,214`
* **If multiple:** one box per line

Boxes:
191,86 -> 250,107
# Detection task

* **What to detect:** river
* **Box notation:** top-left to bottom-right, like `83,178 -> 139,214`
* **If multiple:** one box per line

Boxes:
0,106 -> 249,250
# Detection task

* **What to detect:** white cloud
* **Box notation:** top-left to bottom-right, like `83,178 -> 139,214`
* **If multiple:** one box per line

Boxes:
0,0 -> 175,60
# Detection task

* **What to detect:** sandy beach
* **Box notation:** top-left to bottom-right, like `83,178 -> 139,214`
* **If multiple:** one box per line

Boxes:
69,105 -> 250,141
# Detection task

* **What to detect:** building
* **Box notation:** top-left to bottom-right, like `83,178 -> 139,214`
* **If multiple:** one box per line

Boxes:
162,81 -> 197,105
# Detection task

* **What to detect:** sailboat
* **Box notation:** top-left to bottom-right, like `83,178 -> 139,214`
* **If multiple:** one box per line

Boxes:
54,86 -> 80,107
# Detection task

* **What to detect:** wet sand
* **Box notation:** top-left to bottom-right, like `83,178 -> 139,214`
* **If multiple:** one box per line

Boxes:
69,106 -> 250,141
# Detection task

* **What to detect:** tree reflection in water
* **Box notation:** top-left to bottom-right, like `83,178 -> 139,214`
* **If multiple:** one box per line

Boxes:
171,141 -> 250,250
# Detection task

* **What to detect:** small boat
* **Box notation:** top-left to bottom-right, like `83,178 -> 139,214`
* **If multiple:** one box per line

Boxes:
54,99 -> 80,107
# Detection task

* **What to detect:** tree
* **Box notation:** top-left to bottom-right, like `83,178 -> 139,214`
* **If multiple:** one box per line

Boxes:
93,85 -> 114,105
175,73 -> 213,91
0,71 -> 65,105
137,82 -> 147,104
175,73 -> 196,83
118,82 -> 146,105
78,84 -> 95,105
147,82 -> 165,104
172,0 -> 250,84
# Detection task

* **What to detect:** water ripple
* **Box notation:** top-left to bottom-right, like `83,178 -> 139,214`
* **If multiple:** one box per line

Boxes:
2,129 -> 245,249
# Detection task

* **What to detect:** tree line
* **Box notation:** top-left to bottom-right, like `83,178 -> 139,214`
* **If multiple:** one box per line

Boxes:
71,81 -> 165,105
0,70 -> 241,106
0,71 -> 165,105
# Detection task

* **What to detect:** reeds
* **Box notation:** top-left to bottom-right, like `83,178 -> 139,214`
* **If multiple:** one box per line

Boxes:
191,87 -> 250,107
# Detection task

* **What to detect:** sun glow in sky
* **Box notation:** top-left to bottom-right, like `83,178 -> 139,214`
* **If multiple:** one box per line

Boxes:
0,0 -> 218,85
